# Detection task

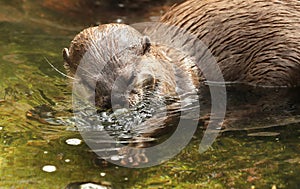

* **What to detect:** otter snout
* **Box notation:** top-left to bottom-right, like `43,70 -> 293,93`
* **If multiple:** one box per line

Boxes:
135,74 -> 156,91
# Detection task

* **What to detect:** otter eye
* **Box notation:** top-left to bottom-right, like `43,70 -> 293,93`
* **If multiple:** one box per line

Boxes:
131,89 -> 139,94
141,36 -> 151,54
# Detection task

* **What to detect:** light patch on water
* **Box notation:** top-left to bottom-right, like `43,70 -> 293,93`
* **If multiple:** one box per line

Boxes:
247,132 -> 280,137
80,183 -> 108,189
118,3 -> 125,8
112,108 -> 129,116
66,138 -> 82,146
110,155 -> 123,161
42,165 -> 57,173
116,18 -> 123,23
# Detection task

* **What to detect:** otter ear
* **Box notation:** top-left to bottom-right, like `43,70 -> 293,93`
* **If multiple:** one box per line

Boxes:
141,36 -> 151,55
63,48 -> 70,64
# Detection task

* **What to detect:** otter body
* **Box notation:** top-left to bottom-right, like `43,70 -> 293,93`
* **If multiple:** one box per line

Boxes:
161,0 -> 300,87
63,0 -> 300,109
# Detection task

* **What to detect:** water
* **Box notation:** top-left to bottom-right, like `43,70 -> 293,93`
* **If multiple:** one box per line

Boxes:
0,0 -> 299,188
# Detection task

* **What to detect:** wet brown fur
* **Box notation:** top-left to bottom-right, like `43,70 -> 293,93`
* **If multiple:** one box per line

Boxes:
161,0 -> 300,86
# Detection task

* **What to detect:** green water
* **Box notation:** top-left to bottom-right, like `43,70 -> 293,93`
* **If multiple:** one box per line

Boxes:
0,1 -> 299,188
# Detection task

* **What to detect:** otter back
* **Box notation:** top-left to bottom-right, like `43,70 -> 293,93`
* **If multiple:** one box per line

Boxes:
161,0 -> 300,87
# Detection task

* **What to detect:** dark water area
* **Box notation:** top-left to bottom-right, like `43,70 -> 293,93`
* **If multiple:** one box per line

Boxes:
0,0 -> 299,188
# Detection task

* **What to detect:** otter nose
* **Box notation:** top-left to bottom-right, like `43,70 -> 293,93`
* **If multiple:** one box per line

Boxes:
137,74 -> 156,90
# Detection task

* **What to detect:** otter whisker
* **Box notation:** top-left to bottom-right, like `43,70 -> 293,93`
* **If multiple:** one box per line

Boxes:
76,64 -> 102,81
89,35 -> 112,72
44,57 -> 77,80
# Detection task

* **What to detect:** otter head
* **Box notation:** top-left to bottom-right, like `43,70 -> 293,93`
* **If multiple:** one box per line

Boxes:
63,24 -> 177,110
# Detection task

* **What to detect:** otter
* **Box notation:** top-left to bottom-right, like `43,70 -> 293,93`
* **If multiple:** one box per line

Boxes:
63,0 -> 300,110
63,23 -> 200,110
